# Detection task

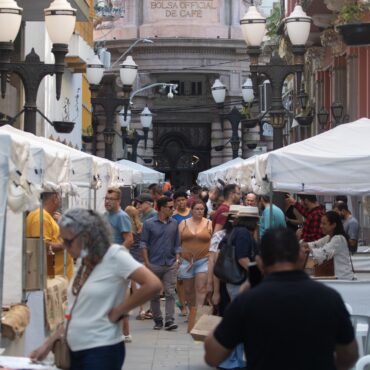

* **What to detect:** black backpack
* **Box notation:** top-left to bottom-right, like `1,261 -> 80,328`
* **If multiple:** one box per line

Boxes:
213,229 -> 247,285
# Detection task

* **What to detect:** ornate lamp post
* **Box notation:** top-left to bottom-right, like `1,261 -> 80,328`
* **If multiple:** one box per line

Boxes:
240,2 -> 312,149
0,0 -> 77,134
317,106 -> 329,131
211,77 -> 255,159
119,106 -> 153,162
86,54 -> 138,159
117,83 -> 177,162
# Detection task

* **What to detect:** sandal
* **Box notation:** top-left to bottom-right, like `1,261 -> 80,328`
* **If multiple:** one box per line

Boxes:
144,310 -> 153,319
136,310 -> 146,320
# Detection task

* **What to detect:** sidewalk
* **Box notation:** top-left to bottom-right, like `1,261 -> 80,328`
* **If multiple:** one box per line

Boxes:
123,308 -> 212,370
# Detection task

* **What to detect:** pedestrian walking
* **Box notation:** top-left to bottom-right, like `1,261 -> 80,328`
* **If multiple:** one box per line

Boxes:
30,208 -> 161,370
104,187 -> 133,248
140,196 -> 181,331
258,195 -> 286,237
212,184 -> 241,233
172,189 -> 192,317
205,227 -> 358,370
136,193 -> 157,223
210,206 -> 259,370
178,200 -> 212,307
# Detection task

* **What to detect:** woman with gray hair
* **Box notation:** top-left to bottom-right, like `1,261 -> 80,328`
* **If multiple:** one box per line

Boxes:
30,208 -> 161,370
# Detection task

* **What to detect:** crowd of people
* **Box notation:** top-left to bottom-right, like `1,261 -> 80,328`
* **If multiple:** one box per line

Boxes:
26,181 -> 361,369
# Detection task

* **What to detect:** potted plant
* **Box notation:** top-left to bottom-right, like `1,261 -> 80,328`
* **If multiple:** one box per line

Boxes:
335,1 -> 370,45
240,105 -> 259,128
53,97 -> 76,133
295,106 -> 314,127
82,125 -> 94,143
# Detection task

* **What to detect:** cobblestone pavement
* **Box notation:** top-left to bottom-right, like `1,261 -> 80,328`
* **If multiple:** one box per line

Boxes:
123,307 -> 212,370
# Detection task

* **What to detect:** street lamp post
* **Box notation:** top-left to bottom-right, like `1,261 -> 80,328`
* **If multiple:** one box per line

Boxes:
240,2 -> 312,149
87,52 -> 178,161
119,106 -> 153,162
0,0 -> 77,134
211,78 -> 255,159
118,83 -> 177,162
86,54 -> 138,159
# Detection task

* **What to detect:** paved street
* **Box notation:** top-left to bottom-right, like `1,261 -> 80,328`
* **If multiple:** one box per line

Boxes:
123,307 -> 212,370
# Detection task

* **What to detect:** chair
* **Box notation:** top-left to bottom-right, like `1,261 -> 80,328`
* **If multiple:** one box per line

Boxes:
352,315 -> 370,356
356,355 -> 370,370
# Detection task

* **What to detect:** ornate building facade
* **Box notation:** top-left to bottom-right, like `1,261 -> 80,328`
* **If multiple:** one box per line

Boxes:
94,0 -> 274,188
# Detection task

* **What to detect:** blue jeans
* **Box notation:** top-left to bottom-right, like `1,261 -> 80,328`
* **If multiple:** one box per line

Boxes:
70,341 -> 125,370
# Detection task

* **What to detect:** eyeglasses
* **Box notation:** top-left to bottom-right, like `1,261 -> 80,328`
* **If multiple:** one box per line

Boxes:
105,197 -> 119,201
62,232 -> 81,248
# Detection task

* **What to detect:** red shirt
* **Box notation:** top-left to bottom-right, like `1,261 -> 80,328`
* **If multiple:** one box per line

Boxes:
212,203 -> 230,230
295,203 -> 325,242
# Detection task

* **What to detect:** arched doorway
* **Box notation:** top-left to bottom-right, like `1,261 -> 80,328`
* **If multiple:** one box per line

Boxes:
153,123 -> 210,189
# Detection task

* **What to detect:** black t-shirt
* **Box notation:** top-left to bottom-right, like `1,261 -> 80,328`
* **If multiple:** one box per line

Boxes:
232,227 -> 257,262
214,270 -> 354,370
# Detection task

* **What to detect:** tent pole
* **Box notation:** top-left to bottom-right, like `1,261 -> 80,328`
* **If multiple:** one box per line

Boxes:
39,198 -> 45,291
22,212 -> 27,302
0,207 -> 7,339
269,186 -> 273,230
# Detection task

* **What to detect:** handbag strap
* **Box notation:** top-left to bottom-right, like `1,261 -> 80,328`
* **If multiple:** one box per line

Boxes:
226,228 -> 236,248
64,261 -> 94,337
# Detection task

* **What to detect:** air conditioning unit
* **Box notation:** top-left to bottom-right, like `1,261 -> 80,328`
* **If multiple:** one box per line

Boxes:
259,80 -> 271,113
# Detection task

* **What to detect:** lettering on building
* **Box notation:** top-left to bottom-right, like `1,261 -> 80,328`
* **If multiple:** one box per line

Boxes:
150,1 -> 218,20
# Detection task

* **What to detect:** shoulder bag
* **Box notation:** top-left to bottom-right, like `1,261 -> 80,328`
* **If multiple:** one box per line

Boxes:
213,230 -> 247,285
52,262 -> 92,369
52,296 -> 78,370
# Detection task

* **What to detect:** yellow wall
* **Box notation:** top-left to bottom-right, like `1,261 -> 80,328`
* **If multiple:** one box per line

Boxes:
76,0 -> 93,130
75,0 -> 94,47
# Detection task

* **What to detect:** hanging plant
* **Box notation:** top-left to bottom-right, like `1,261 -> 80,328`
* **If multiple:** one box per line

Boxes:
336,1 -> 370,25
266,3 -> 282,43
335,1 -> 370,45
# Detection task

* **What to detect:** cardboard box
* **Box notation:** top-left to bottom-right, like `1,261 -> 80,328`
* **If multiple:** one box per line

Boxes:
190,314 -> 222,342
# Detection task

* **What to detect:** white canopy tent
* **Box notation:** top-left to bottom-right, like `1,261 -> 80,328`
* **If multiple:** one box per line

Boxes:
116,159 -> 165,185
221,118 -> 370,195
261,118 -> 370,195
197,157 -> 245,187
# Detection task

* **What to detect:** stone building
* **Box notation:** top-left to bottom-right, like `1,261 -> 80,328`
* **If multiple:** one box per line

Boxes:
94,0 -> 274,188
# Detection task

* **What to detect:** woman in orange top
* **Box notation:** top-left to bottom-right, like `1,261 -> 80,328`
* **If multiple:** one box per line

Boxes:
178,200 -> 212,307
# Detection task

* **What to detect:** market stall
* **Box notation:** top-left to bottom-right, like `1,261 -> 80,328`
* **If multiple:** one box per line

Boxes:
116,159 -> 164,185
0,126 -> 136,358
197,157 -> 245,187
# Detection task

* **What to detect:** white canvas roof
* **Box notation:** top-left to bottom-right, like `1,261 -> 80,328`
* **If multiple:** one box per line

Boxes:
197,157 -> 245,187
0,135 -> 11,250
116,159 -> 165,184
199,118 -> 370,196
264,118 -> 370,195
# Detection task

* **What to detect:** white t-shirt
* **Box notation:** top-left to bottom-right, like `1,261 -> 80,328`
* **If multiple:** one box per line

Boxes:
66,244 -> 142,351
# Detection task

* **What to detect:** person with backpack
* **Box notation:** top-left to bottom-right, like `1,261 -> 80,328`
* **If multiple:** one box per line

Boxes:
211,206 -> 259,370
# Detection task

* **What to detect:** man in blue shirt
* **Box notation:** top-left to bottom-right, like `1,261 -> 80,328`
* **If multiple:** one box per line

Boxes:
258,195 -> 286,237
104,187 -> 133,247
140,196 -> 181,331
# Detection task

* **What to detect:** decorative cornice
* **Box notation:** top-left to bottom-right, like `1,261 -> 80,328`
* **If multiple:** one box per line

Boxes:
305,46 -> 326,70
320,28 -> 345,56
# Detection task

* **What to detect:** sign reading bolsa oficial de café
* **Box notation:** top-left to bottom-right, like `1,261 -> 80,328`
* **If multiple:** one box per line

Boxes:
150,0 -> 219,21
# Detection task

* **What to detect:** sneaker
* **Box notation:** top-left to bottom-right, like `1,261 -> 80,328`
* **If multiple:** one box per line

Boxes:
164,321 -> 178,331
153,321 -> 163,330
123,334 -> 132,343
